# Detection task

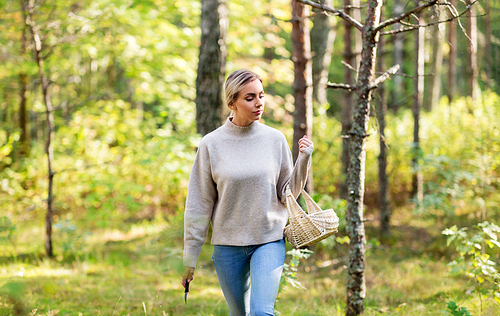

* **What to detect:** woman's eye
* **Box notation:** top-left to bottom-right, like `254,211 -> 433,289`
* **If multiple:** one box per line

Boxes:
246,98 -> 253,102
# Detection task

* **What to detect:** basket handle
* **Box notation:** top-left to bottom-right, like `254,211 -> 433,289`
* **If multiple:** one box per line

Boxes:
301,189 -> 323,215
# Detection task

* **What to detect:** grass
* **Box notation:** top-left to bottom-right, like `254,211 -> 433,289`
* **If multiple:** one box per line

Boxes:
1,211 -> 499,316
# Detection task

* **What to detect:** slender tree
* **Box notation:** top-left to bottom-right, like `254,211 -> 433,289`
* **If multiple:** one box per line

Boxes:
412,8 -> 424,206
376,9 -> 390,238
392,0 -> 405,108
428,9 -> 445,111
23,0 -> 55,257
195,0 -> 228,136
298,1 -> 476,314
465,0 -> 479,103
311,0 -> 336,106
447,0 -> 457,103
485,0 -> 492,88
292,0 -> 314,193
340,0 -> 354,200
19,24 -> 30,157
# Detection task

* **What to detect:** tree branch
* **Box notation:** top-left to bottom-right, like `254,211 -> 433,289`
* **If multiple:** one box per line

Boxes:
342,60 -> 358,73
376,0 -> 438,32
380,1 -> 478,36
327,83 -> 357,91
297,0 -> 363,31
369,64 -> 400,90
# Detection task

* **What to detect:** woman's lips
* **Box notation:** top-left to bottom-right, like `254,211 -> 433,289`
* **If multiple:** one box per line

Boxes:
254,110 -> 263,115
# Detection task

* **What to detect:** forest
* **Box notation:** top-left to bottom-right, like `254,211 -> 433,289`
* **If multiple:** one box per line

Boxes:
1,0 -> 500,315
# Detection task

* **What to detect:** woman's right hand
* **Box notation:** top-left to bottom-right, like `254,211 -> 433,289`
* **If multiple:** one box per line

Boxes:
182,267 -> 195,287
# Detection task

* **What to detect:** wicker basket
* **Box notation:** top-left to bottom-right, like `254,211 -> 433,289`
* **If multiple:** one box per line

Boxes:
284,185 -> 339,248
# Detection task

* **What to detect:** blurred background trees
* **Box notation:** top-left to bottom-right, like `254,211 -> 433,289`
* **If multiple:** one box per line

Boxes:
1,0 -> 500,314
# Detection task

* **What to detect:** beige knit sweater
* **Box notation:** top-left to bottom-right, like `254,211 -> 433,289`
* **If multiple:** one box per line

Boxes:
183,119 -> 312,268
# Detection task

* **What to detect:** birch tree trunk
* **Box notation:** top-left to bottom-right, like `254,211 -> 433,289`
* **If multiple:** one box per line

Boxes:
485,0 -> 492,88
292,0 -> 314,193
392,0 -> 405,109
447,0 -> 457,103
376,11 -> 390,239
311,0 -> 335,106
340,0 -> 354,199
24,0 -> 55,257
465,0 -> 479,104
428,10 -> 444,111
346,1 -> 382,314
195,0 -> 227,136
412,10 -> 424,206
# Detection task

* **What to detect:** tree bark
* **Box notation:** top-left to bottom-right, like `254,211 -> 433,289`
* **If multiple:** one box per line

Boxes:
311,0 -> 335,106
195,0 -> 227,136
352,0 -> 362,71
465,0 -> 479,104
340,0 -> 354,200
484,0 -> 492,89
412,9 -> 424,206
376,10 -> 390,239
391,0 -> 405,110
292,0 -> 314,193
19,25 -> 30,157
447,0 -> 457,104
346,1 -> 382,314
24,0 -> 55,258
427,10 -> 444,111
484,0 -> 493,88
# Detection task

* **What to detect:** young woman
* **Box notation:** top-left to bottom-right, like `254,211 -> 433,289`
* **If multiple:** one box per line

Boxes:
182,69 -> 313,315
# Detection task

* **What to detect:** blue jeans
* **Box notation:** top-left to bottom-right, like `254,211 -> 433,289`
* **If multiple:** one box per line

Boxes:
212,238 -> 286,316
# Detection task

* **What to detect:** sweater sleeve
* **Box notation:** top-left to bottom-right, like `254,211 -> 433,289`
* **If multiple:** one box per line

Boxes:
277,137 -> 313,203
183,140 -> 217,268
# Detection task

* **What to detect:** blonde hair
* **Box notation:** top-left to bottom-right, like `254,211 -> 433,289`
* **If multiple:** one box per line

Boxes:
224,69 -> 262,107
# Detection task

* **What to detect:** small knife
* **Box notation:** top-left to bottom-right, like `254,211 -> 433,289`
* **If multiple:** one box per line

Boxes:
184,280 -> 190,303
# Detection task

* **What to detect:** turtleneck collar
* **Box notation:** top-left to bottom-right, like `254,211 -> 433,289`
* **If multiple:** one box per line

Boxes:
223,117 -> 261,136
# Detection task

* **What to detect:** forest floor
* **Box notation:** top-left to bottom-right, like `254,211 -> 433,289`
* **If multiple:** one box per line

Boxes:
1,210 -> 499,316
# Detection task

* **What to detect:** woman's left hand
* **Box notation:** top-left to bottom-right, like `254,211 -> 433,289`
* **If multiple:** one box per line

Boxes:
298,135 -> 313,153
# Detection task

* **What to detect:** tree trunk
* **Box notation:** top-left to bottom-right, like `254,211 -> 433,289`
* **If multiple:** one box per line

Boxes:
19,25 -> 30,157
24,0 -> 55,258
340,0 -> 354,200
310,0 -> 335,106
346,1 -> 382,314
412,9 -> 424,206
484,0 -> 492,89
392,0 -> 405,109
195,0 -> 227,136
447,0 -> 457,104
427,11 -> 444,111
292,0 -> 313,193
376,10 -> 390,239
465,0 -> 479,104
352,0 -> 362,72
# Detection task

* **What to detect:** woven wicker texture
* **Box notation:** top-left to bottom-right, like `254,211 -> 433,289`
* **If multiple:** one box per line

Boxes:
284,186 -> 339,248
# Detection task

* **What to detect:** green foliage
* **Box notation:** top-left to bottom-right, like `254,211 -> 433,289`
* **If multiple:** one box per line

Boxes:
279,248 -> 314,292
443,221 -> 500,305
446,301 -> 473,316
53,219 -> 91,259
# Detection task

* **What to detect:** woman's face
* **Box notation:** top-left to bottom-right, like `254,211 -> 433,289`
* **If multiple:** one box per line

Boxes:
230,79 -> 265,127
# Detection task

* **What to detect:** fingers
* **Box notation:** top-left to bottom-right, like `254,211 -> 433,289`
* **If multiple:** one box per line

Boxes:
182,267 -> 195,287
298,135 -> 313,152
